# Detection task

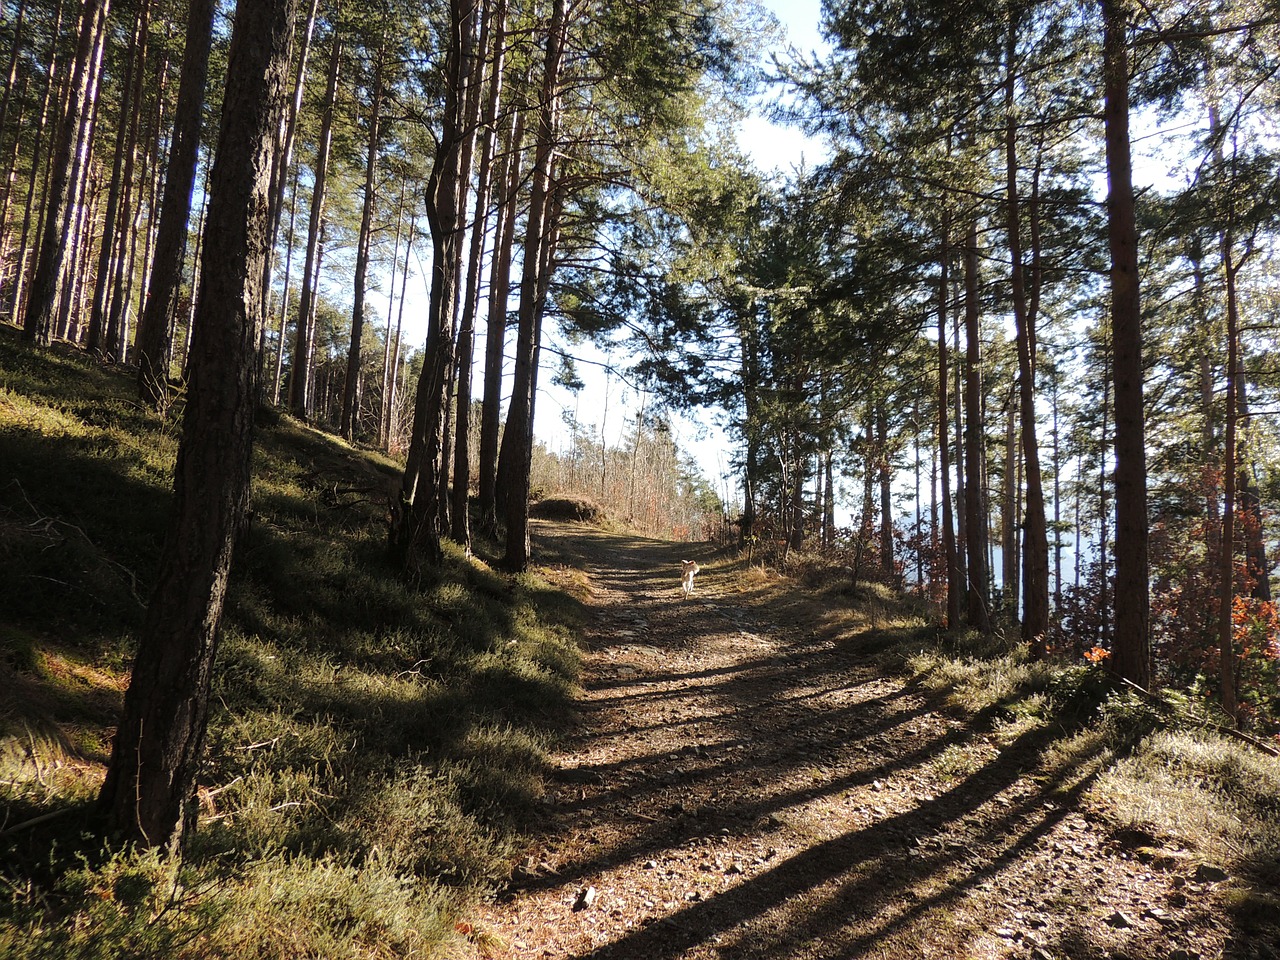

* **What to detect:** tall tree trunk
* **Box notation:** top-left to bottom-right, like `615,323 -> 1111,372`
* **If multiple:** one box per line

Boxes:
477,105 -> 524,532
11,0 -> 66,329
270,164 -> 301,405
876,401 -> 892,579
963,219 -> 990,630
452,0 -> 507,546
1005,18 -> 1049,649
289,18 -> 342,420
0,0 -> 29,298
1051,362 -> 1062,612
23,0 -> 110,345
380,179 -> 407,446
1206,98 -> 1269,605
501,0 -> 566,572
87,0 -> 143,352
394,0 -> 479,570
937,220 -> 961,627
1002,392 -> 1019,616
385,213 -> 415,449
105,0 -> 156,359
1218,225 -> 1240,720
340,35 -> 386,440
136,0 -> 214,404
1192,251 -> 1221,560
261,0 -> 321,330
98,0 -> 299,850
1102,0 -> 1150,687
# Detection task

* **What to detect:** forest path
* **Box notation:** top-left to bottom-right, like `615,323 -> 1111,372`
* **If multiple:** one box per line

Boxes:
462,521 -> 1225,960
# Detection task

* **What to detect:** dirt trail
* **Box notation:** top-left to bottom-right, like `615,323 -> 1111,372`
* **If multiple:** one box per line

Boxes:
466,522 -> 1232,960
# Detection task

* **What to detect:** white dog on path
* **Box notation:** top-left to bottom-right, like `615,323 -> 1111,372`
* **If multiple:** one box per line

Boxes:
680,560 -> 700,598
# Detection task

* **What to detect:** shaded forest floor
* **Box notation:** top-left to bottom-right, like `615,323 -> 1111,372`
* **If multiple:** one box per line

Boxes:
461,521 -> 1279,960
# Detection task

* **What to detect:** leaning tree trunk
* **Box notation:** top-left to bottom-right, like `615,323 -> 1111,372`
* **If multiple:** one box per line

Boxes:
23,0 -> 111,345
1102,0 -> 1150,688
136,0 -> 215,405
98,0 -> 299,850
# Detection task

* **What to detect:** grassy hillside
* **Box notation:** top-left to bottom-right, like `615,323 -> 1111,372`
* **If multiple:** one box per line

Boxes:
0,327 -> 584,958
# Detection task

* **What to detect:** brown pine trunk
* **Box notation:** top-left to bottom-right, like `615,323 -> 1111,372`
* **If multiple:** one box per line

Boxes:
394,0 -> 479,570
1102,0 -> 1150,687
385,213 -> 416,449
380,180 -> 407,447
937,220 -> 961,628
11,0 -> 66,328
137,0 -> 215,404
23,0 -> 110,345
1002,392 -> 1019,616
261,0 -> 321,329
477,105 -> 523,532
877,402 -> 893,580
340,36 -> 386,440
270,165 -> 301,406
963,219 -> 990,630
452,0 -> 508,546
501,0 -> 567,571
98,0 -> 299,850
105,0 -> 155,358
289,20 -> 342,420
1217,225 -> 1242,720
1005,19 -> 1049,649
0,0 -> 29,296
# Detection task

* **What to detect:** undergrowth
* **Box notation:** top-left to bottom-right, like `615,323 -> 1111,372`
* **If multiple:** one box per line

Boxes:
904,622 -> 1280,903
0,329 -> 583,958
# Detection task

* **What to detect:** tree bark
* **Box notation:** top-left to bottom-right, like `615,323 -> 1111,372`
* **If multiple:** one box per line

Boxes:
288,18 -> 342,420
877,401 -> 893,580
98,0 -> 299,850
452,0 -> 507,547
136,0 -> 215,405
261,0 -> 321,334
23,0 -> 110,345
104,0 -> 155,359
937,220 -> 961,628
393,0 -> 479,571
1102,0 -> 1150,687
500,0 -> 566,571
477,104 -> 523,532
340,35 -> 386,440
963,219 -> 990,630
